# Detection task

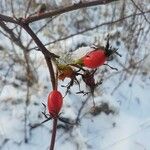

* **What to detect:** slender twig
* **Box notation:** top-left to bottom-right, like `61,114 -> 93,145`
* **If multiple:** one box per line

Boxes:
30,117 -> 52,129
50,119 -> 58,150
0,28 -> 10,38
104,64 -> 118,71
26,16 -> 58,49
24,0 -> 33,18
130,0 -> 150,24
24,47 -> 32,143
24,77 -> 30,143
28,10 -> 150,51
21,24 -> 58,58
76,95 -> 91,124
0,63 -> 14,95
10,0 -> 16,18
21,24 -> 58,90
0,0 -> 118,24
0,14 -> 18,24
0,21 -> 25,49
25,0 -> 119,23
58,117 -> 76,125
24,44 -> 34,143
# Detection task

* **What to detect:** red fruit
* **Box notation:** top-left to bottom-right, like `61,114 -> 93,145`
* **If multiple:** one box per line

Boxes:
48,90 -> 63,118
82,50 -> 106,68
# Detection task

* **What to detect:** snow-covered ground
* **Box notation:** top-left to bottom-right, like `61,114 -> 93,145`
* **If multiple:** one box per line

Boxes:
1,46 -> 150,150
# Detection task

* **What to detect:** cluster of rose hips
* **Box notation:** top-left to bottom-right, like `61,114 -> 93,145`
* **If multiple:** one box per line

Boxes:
47,38 -> 121,119
42,38 -> 121,150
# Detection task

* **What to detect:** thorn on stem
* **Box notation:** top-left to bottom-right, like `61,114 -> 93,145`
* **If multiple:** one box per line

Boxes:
104,64 -> 118,71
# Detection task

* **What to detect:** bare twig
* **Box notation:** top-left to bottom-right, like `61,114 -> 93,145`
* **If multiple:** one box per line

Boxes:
24,45 -> 35,142
76,95 -> 91,124
21,24 -> 58,58
0,14 -> 18,24
0,21 -> 25,49
0,63 -> 15,95
21,24 -> 57,90
26,16 -> 58,49
24,75 -> 30,143
10,0 -> 16,18
104,64 -> 118,71
130,0 -> 150,24
28,10 -> 150,51
0,0 -> 118,24
30,117 -> 51,129
0,28 -> 10,38
25,0 -> 119,23
25,0 -> 33,18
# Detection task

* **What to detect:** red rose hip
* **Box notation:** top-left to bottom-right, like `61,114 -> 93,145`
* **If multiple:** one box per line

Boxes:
82,50 -> 106,68
48,90 -> 63,118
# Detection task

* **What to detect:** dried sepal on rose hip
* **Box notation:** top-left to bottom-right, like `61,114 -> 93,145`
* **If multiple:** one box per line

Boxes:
48,90 -> 63,118
57,64 -> 75,81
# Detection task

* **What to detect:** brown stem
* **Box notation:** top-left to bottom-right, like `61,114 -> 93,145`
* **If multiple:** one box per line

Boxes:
21,24 -> 57,90
0,0 -> 118,24
21,23 -> 58,58
25,0 -> 119,23
45,57 -> 57,90
50,119 -> 58,150
24,77 -> 30,143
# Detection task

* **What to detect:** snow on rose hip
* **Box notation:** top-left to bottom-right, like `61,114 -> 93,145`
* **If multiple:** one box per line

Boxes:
48,90 -> 63,118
